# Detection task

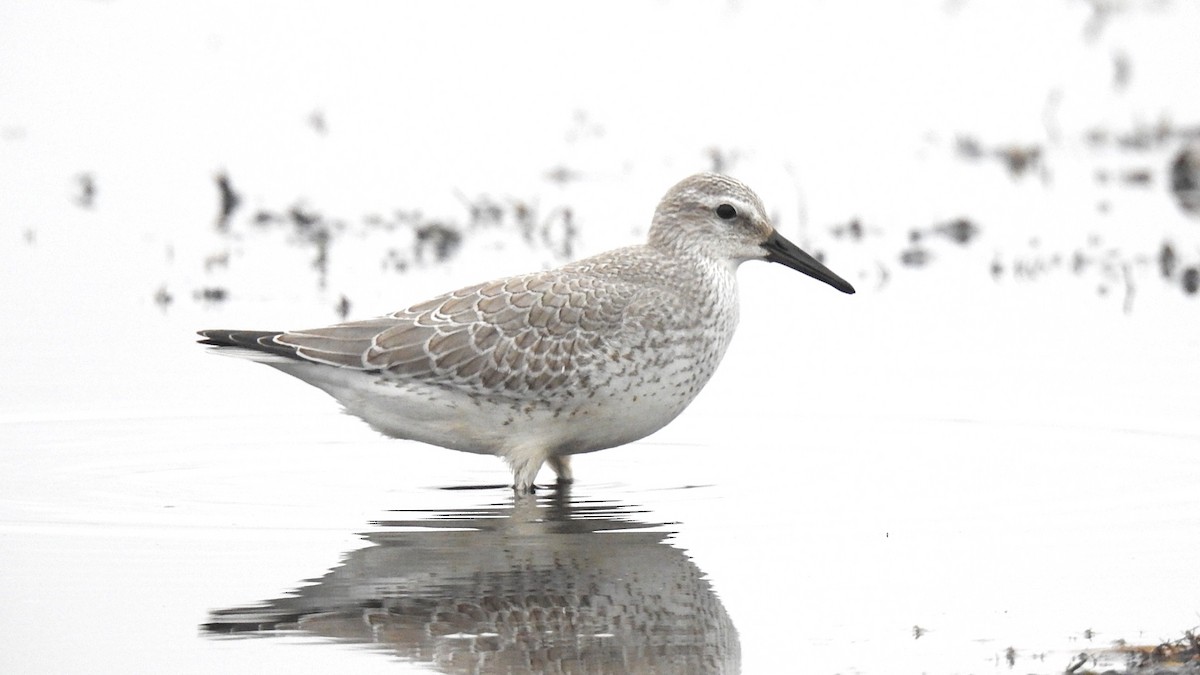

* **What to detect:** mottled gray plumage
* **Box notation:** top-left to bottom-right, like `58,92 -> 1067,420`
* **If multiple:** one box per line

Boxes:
199,172 -> 854,492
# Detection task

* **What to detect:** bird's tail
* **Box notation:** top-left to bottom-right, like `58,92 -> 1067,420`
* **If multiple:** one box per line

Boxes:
197,329 -> 298,363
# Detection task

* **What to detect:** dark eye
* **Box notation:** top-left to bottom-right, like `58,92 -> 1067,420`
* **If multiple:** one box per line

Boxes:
715,203 -> 737,220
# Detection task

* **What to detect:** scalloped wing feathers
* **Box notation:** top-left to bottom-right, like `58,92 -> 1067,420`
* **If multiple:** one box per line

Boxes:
274,260 -> 658,397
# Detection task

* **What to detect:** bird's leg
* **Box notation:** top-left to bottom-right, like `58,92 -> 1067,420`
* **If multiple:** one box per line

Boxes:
507,452 -> 546,495
548,455 -> 573,485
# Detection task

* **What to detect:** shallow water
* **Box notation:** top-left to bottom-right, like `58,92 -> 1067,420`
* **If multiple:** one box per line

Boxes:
2,302 -> 1198,674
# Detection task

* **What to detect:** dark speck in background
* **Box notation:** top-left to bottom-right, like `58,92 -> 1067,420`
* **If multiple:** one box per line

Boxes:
214,171 -> 242,232
1119,168 -> 1153,186
1159,241 -> 1176,278
383,248 -> 409,274
204,250 -> 230,273
195,287 -> 228,303
311,227 -> 331,289
414,223 -> 463,263
544,165 -> 582,185
541,206 -> 577,260
154,285 -> 173,311
955,134 -> 984,160
996,144 -> 1041,178
1112,50 -> 1132,91
288,203 -> 322,230
830,218 -> 865,241
512,200 -> 536,242
336,294 -> 351,320
254,210 -> 281,225
1183,267 -> 1199,295
1085,127 -> 1110,147
933,217 -> 980,245
74,172 -> 96,209
900,246 -> 932,268
455,192 -> 505,230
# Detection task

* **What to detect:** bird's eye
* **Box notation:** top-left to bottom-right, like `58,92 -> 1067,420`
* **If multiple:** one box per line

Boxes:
715,203 -> 737,220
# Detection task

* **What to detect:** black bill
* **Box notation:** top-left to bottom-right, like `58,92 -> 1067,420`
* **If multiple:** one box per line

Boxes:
762,230 -> 856,294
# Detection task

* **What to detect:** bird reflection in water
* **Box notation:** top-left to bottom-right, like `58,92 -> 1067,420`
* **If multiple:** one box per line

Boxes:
204,489 -> 740,674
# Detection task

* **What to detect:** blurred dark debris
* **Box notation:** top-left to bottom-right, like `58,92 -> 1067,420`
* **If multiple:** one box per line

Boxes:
73,172 -> 96,208
1112,49 -> 1132,91
955,135 -> 1045,180
955,134 -> 985,160
1171,142 -> 1200,214
194,180 -> 581,311
1121,168 -> 1153,186
1158,241 -> 1176,278
454,190 -> 506,229
1183,267 -> 1199,295
960,119 -> 1200,193
997,145 -> 1043,179
899,247 -> 932,268
451,191 -> 577,259
991,234 -> 1196,312
249,201 -> 342,289
541,206 -> 577,260
214,171 -> 242,232
1094,167 -> 1156,187
194,287 -> 228,303
933,217 -> 981,245
1085,119 -> 1200,152
1152,240 -> 1200,296
830,218 -> 871,241
204,249 -> 230,273
544,164 -> 582,185
413,222 -> 462,264
1066,652 -> 1090,674
166,102 -> 1200,316
900,231 -> 933,268
1087,628 -> 1200,674
153,285 -> 173,311
990,254 -> 1004,280
893,218 -> 979,269
336,294 -> 351,321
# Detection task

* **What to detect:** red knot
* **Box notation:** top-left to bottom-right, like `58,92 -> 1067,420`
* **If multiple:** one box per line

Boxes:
199,173 -> 855,493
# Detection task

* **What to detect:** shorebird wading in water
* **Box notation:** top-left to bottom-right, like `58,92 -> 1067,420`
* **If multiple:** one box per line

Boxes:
199,173 -> 855,493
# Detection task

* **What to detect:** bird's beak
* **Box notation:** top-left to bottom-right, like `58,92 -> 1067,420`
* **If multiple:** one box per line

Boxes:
762,230 -> 856,294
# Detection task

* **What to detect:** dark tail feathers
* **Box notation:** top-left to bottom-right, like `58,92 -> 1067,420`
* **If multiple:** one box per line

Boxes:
197,329 -> 298,360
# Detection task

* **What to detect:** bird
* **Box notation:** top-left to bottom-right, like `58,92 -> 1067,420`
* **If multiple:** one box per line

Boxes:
198,173 -> 855,493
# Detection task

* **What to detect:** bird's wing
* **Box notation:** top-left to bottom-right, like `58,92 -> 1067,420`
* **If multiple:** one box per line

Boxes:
275,267 -> 652,396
